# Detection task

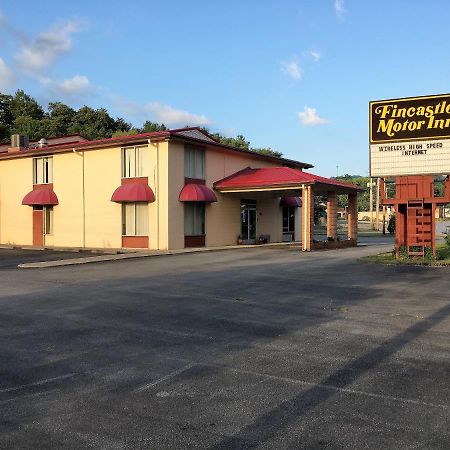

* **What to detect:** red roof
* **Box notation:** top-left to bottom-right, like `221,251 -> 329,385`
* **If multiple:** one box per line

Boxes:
214,167 -> 362,193
0,127 -> 312,170
179,183 -> 217,202
111,183 -> 155,203
22,189 -> 59,206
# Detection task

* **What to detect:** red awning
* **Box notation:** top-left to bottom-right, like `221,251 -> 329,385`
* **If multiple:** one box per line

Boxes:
111,183 -> 155,203
179,183 -> 217,202
280,197 -> 302,208
22,189 -> 59,206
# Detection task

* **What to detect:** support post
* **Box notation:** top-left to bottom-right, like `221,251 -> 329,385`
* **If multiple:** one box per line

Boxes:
369,178 -> 374,230
375,177 -> 380,231
347,193 -> 358,241
302,185 -> 314,251
326,191 -> 338,240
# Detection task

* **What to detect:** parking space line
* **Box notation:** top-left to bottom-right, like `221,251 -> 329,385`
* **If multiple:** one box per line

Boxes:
159,355 -> 449,410
134,363 -> 196,393
0,373 -> 77,394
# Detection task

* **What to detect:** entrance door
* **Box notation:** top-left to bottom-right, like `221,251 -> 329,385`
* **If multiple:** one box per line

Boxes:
282,206 -> 295,241
241,200 -> 257,244
33,207 -> 44,247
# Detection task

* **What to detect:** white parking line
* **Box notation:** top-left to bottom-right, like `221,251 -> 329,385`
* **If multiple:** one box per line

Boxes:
0,373 -> 77,394
134,363 -> 196,393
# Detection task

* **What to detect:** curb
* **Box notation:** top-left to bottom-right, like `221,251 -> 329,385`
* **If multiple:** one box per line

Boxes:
17,243 -> 297,269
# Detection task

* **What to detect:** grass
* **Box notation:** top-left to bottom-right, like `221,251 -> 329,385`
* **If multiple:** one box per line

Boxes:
363,244 -> 450,266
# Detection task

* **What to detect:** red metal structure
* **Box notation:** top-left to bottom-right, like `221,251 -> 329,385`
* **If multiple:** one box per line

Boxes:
381,176 -> 450,257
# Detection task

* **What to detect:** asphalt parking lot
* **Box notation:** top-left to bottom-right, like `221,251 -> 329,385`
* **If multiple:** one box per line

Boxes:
0,243 -> 449,449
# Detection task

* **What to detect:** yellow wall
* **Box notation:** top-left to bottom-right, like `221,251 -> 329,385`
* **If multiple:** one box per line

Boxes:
0,158 -> 33,246
205,147 -> 284,246
166,142 -> 185,250
84,147 -> 122,248
51,152 -> 84,247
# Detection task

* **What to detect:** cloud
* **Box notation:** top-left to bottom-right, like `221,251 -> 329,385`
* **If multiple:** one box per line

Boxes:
309,50 -> 321,61
0,57 -> 15,90
117,98 -> 210,126
298,106 -> 330,126
281,61 -> 302,80
334,0 -> 345,20
39,74 -> 92,97
15,19 -> 83,73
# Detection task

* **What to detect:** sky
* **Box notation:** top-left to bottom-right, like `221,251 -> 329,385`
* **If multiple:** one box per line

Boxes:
1,0 -> 450,177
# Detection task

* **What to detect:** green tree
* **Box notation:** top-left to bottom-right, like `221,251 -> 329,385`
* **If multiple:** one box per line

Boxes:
47,102 -> 76,135
334,174 -> 369,212
141,121 -> 167,132
12,116 -> 42,139
0,94 -> 13,126
251,147 -> 283,158
10,90 -> 44,120
112,128 -> 140,137
68,106 -> 116,140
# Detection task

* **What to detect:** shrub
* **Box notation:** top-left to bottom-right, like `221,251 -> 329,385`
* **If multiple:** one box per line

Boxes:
387,214 -> 395,234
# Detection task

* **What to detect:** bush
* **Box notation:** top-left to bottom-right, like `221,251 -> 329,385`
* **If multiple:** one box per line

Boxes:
445,234 -> 450,247
387,214 -> 395,234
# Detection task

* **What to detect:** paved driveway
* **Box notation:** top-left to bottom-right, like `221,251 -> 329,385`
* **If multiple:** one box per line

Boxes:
0,245 -> 449,449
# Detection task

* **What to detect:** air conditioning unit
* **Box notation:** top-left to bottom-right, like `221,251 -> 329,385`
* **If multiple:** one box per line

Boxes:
11,134 -> 29,148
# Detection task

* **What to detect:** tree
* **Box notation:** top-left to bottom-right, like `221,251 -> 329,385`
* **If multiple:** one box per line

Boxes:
141,121 -> 167,132
10,90 -> 44,120
68,106 -> 116,140
47,102 -> 76,135
334,174 -> 369,212
251,147 -> 283,158
0,94 -> 13,126
12,116 -> 42,139
112,129 -> 140,137
200,127 -> 283,157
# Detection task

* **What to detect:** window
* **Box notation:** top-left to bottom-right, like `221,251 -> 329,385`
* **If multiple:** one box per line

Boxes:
33,157 -> 53,184
122,146 -> 148,178
184,146 -> 205,179
122,203 -> 148,236
44,206 -> 53,235
184,203 -> 205,235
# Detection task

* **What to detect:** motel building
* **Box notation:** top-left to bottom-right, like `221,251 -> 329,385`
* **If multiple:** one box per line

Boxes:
0,128 -> 359,252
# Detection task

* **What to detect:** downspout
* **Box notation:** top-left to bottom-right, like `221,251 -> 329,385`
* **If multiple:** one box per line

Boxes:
73,148 -> 86,248
149,139 -> 160,250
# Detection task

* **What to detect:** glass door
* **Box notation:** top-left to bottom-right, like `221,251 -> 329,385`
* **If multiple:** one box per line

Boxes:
241,200 -> 257,244
282,206 -> 295,241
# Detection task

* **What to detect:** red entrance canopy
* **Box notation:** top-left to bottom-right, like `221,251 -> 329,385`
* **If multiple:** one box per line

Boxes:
111,183 -> 155,203
179,183 -> 217,202
280,197 -> 302,208
22,189 -> 59,206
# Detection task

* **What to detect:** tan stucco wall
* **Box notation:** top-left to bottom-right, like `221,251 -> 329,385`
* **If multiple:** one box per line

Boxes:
205,147 -> 285,246
257,197 -> 283,243
0,158 -> 33,246
84,147 -> 122,248
51,152 -> 83,247
165,142 -> 185,250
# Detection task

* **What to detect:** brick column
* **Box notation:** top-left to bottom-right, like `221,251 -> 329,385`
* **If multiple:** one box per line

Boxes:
302,185 -> 314,251
326,191 -> 337,240
347,193 -> 358,241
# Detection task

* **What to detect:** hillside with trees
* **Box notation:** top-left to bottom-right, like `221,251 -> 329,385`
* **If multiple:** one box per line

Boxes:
0,90 -> 282,157
334,174 -> 369,211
